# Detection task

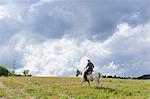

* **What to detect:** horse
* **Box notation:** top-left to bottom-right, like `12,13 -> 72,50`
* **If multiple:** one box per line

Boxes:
76,68 -> 103,88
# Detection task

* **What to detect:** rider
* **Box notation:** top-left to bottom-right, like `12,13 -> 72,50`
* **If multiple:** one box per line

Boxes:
84,59 -> 94,81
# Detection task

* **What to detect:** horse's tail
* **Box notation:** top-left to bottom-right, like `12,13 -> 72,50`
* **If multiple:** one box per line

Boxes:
98,73 -> 103,80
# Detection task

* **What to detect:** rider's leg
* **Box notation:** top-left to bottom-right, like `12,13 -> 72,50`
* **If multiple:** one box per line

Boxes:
84,71 -> 88,81
87,80 -> 90,87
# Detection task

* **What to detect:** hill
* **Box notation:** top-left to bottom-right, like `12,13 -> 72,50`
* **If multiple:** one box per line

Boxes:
0,77 -> 150,98
137,74 -> 150,79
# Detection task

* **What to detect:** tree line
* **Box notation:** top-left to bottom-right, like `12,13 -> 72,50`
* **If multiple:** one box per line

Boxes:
0,66 -> 31,77
103,75 -> 132,79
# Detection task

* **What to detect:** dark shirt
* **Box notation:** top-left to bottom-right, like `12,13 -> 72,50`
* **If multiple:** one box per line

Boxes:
86,62 -> 94,71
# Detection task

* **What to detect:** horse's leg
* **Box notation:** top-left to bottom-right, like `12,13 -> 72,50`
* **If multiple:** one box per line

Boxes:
81,80 -> 83,87
95,80 -> 98,88
94,78 -> 100,88
97,79 -> 100,88
87,80 -> 90,87
99,75 -> 102,87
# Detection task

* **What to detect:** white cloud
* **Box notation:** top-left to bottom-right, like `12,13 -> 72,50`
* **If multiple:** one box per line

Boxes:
0,5 -> 10,19
14,35 -> 109,76
107,62 -> 118,70
100,61 -> 120,76
102,23 -> 150,77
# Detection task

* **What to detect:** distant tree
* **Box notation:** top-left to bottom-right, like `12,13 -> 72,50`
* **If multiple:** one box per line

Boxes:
23,70 -> 29,76
0,66 -> 10,76
103,75 -> 107,78
113,75 -> 117,78
107,75 -> 113,78
127,77 -> 131,79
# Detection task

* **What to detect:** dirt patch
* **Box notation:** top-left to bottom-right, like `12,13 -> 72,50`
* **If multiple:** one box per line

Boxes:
0,82 -> 6,89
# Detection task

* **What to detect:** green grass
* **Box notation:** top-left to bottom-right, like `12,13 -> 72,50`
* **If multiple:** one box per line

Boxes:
0,88 -> 6,97
0,77 -> 149,99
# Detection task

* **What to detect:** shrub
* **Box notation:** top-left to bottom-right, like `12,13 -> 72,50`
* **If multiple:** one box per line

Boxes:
23,70 -> 30,76
0,89 -> 6,97
0,66 -> 10,76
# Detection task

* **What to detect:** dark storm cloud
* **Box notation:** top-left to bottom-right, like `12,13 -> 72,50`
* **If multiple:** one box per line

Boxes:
26,0 -> 150,40
0,0 -> 150,41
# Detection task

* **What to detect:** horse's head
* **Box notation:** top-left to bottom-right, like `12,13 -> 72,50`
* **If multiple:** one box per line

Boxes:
76,69 -> 81,77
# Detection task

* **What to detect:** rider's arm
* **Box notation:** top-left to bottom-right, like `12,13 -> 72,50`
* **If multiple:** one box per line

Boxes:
85,63 -> 89,69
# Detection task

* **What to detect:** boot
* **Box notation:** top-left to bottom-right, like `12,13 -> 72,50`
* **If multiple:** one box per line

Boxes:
84,73 -> 88,81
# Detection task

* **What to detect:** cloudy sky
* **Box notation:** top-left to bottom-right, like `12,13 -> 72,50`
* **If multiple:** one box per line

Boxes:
0,0 -> 150,77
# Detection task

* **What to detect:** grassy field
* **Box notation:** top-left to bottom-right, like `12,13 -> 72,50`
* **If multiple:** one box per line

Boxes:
0,77 -> 150,99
